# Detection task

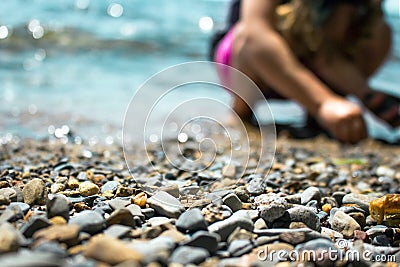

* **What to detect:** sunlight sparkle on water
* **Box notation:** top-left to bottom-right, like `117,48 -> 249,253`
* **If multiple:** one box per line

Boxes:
0,26 -> 9,39
108,3 -> 124,18
198,16 -> 213,32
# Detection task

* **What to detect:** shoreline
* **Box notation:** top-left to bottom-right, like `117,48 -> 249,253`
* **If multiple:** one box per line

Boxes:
0,134 -> 400,266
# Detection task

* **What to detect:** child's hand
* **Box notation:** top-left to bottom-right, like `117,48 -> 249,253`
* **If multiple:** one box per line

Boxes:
317,96 -> 367,143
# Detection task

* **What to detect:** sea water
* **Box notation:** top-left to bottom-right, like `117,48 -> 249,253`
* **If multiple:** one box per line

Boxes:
0,0 -> 399,142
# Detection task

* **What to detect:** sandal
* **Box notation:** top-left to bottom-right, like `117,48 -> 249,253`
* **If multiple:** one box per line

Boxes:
362,91 -> 400,128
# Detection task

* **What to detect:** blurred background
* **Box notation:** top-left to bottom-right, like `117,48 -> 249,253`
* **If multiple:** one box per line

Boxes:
0,0 -> 399,144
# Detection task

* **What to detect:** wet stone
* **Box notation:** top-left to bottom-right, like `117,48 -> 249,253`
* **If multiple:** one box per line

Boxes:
170,246 -> 210,265
330,210 -> 361,238
101,181 -> 120,193
20,216 -> 51,238
147,191 -> 185,218
46,194 -> 70,221
222,193 -> 243,212
301,186 -> 322,205
181,230 -> 220,253
69,210 -> 105,234
22,178 -> 47,205
176,208 -> 208,233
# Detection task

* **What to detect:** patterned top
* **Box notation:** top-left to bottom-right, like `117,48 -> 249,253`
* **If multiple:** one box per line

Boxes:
276,0 -> 383,59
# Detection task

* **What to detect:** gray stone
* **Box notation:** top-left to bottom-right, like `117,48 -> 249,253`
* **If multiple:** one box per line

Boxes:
20,217 -> 51,238
176,208 -> 207,233
104,225 -> 132,239
108,198 -> 130,210
0,187 -> 17,202
22,178 -> 47,205
287,206 -> 321,231
147,191 -> 185,218
372,235 -> 391,247
170,246 -> 210,265
9,202 -> 30,215
342,193 -> 376,213
101,181 -> 120,193
69,210 -> 105,234
46,194 -> 70,221
181,230 -> 220,253
246,175 -> 268,195
0,205 -> 23,223
126,204 -> 145,221
255,194 -> 289,223
228,239 -> 253,257
301,186 -> 321,205
222,193 -> 242,212
330,210 -> 360,238
160,184 -> 180,198
33,241 -> 68,258
141,208 -> 155,218
106,208 -> 135,227
208,210 -> 254,241
295,238 -> 340,266
180,186 -> 200,195
0,251 -> 64,267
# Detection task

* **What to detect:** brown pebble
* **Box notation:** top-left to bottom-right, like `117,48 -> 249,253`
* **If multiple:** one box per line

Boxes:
289,222 -> 309,229
84,235 -> 142,265
116,186 -> 136,197
132,192 -> 147,208
68,244 -> 86,255
22,178 -> 47,205
103,190 -> 114,199
33,224 -> 80,247
86,170 -> 94,181
79,181 -> 100,197
49,216 -> 67,225
67,178 -> 80,189
74,202 -> 91,212
354,230 -> 369,241
322,203 -> 332,214
160,229 -> 187,243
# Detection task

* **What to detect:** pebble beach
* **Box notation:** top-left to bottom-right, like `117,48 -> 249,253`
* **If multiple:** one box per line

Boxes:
1,131 -> 400,267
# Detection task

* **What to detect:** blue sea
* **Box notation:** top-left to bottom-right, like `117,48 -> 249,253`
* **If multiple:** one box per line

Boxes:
0,0 -> 399,143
